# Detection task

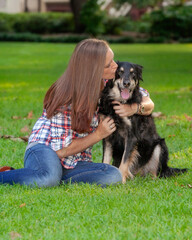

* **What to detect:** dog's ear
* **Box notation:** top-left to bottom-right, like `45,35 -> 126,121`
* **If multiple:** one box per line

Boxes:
135,64 -> 143,81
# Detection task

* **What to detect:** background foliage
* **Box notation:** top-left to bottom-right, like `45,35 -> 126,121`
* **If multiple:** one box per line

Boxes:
149,5 -> 192,39
0,12 -> 74,34
0,4 -> 192,42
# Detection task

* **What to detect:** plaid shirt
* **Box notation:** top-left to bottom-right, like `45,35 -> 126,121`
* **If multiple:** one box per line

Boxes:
138,87 -> 149,97
28,105 -> 99,169
28,87 -> 149,169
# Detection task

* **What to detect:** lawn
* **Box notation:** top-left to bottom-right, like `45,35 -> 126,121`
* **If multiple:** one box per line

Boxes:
0,42 -> 192,240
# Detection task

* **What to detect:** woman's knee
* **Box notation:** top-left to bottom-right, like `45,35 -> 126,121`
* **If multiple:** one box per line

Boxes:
38,168 -> 62,187
21,165 -> 63,187
24,144 -> 63,187
104,164 -> 122,185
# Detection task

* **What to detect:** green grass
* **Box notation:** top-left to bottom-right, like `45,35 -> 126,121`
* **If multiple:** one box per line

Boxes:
0,42 -> 192,240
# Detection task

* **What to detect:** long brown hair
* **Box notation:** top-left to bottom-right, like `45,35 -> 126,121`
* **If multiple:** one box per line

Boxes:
44,39 -> 109,133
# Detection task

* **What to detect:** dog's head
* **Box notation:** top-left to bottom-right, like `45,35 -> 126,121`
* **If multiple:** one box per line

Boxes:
106,61 -> 143,103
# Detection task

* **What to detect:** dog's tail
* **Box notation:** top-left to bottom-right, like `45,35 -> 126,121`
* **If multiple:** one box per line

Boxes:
160,167 -> 188,178
157,138 -> 188,177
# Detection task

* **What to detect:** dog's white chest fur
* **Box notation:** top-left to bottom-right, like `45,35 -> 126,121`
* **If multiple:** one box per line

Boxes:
122,117 -> 131,127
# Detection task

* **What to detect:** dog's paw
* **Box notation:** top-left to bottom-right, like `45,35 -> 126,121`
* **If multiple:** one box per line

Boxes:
120,168 -> 134,183
122,176 -> 127,184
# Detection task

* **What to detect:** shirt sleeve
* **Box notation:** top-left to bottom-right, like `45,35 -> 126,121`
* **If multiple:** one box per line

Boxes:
50,112 -> 73,151
89,112 -> 99,133
139,87 -> 149,97
50,109 -> 99,152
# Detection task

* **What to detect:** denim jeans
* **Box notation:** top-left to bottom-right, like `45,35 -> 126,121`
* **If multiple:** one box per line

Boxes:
0,143 -> 122,187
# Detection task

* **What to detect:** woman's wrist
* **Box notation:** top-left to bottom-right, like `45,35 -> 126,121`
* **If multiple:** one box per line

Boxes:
135,97 -> 154,116
131,103 -> 138,114
136,103 -> 145,115
94,128 -> 104,142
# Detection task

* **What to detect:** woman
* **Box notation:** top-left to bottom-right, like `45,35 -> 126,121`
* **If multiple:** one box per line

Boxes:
0,39 -> 154,187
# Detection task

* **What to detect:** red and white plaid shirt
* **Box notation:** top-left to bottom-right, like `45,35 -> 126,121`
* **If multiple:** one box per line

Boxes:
28,105 -> 99,169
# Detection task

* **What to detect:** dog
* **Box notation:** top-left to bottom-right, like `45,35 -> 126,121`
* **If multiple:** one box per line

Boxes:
99,61 -> 187,183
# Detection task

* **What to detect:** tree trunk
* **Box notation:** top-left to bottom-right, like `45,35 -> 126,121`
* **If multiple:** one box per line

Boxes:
38,0 -> 41,12
24,0 -> 29,12
70,0 -> 87,32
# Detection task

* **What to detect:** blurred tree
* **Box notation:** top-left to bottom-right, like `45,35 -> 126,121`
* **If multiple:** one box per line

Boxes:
70,0 -> 87,32
80,0 -> 106,36
38,0 -> 41,12
24,0 -> 29,12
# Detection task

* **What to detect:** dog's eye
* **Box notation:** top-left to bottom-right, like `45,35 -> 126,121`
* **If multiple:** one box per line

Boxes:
132,72 -> 136,80
131,72 -> 135,76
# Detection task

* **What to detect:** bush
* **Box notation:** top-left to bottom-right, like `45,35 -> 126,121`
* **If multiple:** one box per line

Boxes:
104,17 -> 127,35
0,13 -> 15,32
0,32 -> 41,42
122,15 -> 151,34
149,6 -> 192,39
0,18 -> 10,32
0,11 -> 126,36
0,12 -> 75,34
0,32 -> 89,43
137,21 -> 151,33
0,32 -> 136,43
146,36 -> 169,43
103,35 -> 135,43
80,0 -> 106,36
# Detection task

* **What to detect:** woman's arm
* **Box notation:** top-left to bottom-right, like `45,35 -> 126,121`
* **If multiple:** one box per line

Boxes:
56,117 -> 116,159
113,96 -> 154,117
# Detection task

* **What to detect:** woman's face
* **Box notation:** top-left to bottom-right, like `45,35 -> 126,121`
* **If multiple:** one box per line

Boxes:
102,48 -> 118,80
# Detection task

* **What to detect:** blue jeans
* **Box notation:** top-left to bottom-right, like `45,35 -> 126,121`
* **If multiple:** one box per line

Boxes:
0,143 -> 122,187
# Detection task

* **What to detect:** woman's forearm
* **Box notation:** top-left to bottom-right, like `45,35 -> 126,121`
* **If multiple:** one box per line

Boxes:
139,96 -> 154,115
56,131 -> 101,159
56,117 -> 116,159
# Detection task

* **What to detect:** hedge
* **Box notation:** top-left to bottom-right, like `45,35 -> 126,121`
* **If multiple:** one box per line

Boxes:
0,32 -> 136,43
0,12 -> 129,37
149,6 -> 192,39
1,32 -> 191,43
0,12 -> 75,34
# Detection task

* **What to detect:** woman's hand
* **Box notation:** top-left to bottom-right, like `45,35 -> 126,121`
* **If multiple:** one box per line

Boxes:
113,96 -> 154,117
112,101 -> 137,117
95,117 -> 116,140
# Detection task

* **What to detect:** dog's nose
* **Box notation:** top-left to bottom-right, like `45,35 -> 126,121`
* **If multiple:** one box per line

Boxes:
123,81 -> 130,87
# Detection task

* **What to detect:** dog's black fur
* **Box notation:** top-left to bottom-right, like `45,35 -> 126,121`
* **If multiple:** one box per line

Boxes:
99,61 -> 187,182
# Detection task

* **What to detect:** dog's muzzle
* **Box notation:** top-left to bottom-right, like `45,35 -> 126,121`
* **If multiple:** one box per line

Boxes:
117,82 -> 130,100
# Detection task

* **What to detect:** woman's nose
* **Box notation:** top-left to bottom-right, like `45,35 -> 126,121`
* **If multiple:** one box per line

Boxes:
112,61 -> 118,70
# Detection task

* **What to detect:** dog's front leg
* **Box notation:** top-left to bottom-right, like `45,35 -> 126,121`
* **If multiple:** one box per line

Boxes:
119,137 -> 135,183
102,138 -> 113,165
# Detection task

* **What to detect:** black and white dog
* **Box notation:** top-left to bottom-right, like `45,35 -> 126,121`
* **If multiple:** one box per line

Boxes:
99,61 -> 187,183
